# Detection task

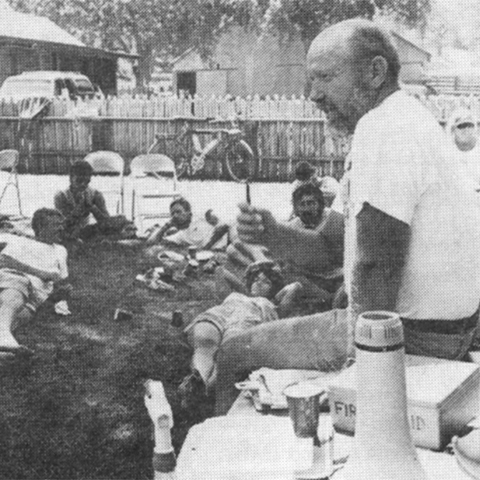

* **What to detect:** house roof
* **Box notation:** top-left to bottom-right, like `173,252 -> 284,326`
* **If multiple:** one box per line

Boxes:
391,31 -> 432,60
0,2 -> 84,47
0,1 -> 137,59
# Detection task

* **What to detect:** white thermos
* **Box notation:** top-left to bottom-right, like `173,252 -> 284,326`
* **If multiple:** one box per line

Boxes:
334,311 -> 428,480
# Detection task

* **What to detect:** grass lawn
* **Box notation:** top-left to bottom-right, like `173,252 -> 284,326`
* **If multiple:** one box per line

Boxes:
0,241 -> 220,480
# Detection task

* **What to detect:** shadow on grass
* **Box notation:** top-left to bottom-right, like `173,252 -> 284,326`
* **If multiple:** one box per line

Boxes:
0,243 -> 216,479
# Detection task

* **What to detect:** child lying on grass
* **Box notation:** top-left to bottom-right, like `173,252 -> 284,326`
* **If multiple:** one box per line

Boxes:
0,208 -> 71,356
179,261 -> 302,408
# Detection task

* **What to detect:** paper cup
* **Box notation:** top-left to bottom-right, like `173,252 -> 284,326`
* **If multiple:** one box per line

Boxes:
284,382 -> 325,438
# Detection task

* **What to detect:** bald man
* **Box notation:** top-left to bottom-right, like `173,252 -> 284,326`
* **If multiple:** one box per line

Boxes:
216,19 -> 480,415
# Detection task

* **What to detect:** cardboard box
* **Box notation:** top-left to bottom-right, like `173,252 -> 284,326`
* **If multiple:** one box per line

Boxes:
328,355 -> 479,450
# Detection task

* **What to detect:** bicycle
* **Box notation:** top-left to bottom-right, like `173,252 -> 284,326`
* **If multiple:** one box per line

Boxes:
147,117 -> 255,184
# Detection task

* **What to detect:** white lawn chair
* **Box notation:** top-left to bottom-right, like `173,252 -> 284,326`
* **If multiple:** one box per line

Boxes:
84,151 -> 125,214
130,154 -> 180,234
0,149 -> 23,217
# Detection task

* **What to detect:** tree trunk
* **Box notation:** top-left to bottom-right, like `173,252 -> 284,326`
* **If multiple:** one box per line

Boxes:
134,39 -> 154,94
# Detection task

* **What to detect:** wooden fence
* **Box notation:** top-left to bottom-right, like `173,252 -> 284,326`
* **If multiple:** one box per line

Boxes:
0,92 -> 478,180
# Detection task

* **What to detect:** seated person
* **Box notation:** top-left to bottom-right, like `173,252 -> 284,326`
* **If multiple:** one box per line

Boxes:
54,160 -> 128,241
145,197 -> 229,250
289,182 -> 333,230
179,261 -> 302,407
291,161 -> 319,194
0,208 -> 70,355
228,183 -> 345,306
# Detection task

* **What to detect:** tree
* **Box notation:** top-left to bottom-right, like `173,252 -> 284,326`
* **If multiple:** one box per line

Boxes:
7,0 -> 432,90
7,0 -> 232,89
227,0 -> 431,52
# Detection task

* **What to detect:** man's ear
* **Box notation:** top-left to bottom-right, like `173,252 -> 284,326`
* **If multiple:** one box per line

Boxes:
369,55 -> 388,89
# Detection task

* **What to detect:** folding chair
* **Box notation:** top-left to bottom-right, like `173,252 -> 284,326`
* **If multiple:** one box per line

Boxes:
130,154 -> 180,234
84,151 -> 125,214
0,149 -> 23,217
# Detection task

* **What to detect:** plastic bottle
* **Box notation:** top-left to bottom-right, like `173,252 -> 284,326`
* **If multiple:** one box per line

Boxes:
144,380 -> 176,480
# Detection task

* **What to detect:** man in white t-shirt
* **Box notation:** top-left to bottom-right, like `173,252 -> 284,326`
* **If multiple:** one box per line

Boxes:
0,208 -> 70,356
447,108 -> 480,191
214,19 -> 480,415
145,197 -> 229,250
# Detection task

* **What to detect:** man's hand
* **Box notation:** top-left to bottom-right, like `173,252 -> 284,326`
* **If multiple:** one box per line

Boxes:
237,202 -> 277,246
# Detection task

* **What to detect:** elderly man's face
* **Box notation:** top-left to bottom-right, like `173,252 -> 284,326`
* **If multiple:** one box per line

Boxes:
307,43 -> 371,134
295,194 -> 323,228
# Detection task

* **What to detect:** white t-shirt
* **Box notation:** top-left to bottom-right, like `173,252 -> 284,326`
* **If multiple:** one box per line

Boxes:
345,90 -> 480,320
457,146 -> 480,191
0,233 -> 68,309
164,216 -> 227,249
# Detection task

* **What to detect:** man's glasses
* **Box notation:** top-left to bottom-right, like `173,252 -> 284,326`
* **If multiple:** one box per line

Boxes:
456,122 -> 475,130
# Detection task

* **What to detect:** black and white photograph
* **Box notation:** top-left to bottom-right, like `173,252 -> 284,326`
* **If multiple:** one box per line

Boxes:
0,0 -> 478,478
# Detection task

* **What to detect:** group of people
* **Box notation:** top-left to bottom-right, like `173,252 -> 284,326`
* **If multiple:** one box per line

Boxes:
209,19 -> 480,415
1,18 -> 480,425
0,157 -> 233,357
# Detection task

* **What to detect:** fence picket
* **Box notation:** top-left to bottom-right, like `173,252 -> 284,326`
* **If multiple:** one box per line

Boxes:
2,92 -> 479,178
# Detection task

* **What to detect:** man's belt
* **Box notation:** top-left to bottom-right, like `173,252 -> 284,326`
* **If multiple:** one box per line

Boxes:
402,311 -> 479,335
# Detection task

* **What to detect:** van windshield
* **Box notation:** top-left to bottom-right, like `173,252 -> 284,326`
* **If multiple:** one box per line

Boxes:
75,78 -> 94,95
0,79 -> 53,97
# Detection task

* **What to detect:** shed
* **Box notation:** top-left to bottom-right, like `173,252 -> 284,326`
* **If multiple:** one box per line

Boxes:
172,26 -> 431,97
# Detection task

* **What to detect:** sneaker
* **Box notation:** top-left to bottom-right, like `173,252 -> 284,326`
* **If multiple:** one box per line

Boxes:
178,370 -> 207,410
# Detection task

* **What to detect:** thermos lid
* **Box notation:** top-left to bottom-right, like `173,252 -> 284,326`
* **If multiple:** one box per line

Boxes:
355,311 -> 404,349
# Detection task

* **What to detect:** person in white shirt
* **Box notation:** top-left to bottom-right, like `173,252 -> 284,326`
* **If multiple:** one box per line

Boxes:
215,19 -> 480,415
447,108 -> 480,191
0,208 -> 70,356
145,197 -> 229,250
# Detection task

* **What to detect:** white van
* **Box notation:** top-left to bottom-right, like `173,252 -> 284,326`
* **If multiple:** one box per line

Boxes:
0,71 -> 97,102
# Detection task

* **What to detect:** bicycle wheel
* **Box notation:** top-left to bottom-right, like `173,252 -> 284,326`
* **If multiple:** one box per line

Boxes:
225,140 -> 255,183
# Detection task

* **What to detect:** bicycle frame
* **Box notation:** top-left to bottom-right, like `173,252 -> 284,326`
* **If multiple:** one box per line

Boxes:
147,117 -> 253,178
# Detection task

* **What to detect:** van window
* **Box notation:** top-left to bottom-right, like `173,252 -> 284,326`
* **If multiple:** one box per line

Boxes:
54,79 -> 66,96
64,79 -> 77,99
75,78 -> 94,97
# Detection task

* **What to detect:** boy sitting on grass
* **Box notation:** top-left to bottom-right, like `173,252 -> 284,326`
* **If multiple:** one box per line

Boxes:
0,208 -> 71,356
54,160 -> 110,241
179,261 -> 302,408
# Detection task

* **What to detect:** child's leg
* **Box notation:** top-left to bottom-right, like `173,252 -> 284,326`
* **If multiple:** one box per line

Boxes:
190,321 -> 222,385
0,288 -> 28,349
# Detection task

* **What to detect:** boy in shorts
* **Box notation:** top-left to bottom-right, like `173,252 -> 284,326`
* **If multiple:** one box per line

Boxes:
179,261 -> 302,408
0,208 -> 70,356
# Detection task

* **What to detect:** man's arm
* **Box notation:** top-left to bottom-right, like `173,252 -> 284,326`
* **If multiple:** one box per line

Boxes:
352,203 -> 410,315
54,191 -> 71,218
237,203 -> 332,271
145,221 -> 174,245
89,191 -> 110,222
0,254 -> 64,282
204,223 -> 229,250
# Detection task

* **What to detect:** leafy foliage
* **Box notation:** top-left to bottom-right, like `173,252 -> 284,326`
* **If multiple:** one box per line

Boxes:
7,0 -> 431,88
